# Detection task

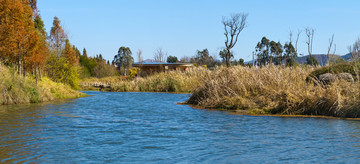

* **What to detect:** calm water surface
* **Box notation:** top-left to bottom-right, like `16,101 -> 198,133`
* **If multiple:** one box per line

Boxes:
0,91 -> 360,163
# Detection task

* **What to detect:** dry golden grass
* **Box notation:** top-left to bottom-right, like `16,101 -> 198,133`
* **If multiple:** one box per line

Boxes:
108,67 -> 209,93
187,65 -> 360,118
80,76 -> 125,85
79,65 -> 360,118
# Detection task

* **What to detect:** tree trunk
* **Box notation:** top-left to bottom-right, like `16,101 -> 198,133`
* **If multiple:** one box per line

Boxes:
226,49 -> 231,67
23,65 -> 26,77
39,68 -> 42,80
35,66 -> 38,85
18,52 -> 21,75
252,52 -> 255,67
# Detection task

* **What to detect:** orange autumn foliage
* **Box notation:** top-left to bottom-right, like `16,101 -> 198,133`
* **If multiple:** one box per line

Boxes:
0,0 -> 32,63
24,30 -> 48,70
0,0 -> 47,73
63,39 -> 78,67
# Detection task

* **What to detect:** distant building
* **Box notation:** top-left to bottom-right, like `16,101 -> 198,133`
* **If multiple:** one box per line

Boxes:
133,62 -> 193,76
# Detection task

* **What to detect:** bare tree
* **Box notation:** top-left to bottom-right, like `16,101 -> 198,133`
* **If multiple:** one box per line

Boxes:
180,55 -> 191,63
305,27 -> 315,57
295,30 -> 302,54
289,30 -> 293,43
326,34 -> 334,65
222,13 -> 248,67
137,49 -> 143,64
137,49 -> 143,75
154,47 -> 168,62
348,38 -> 360,61
252,51 -> 255,67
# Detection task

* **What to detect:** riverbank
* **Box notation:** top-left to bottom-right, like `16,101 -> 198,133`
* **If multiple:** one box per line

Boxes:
79,64 -> 360,118
0,65 -> 86,105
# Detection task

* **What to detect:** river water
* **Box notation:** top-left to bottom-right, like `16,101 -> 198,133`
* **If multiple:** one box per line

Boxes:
0,91 -> 359,163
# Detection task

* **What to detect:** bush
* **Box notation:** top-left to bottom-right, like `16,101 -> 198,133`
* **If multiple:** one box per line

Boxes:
306,56 -> 319,66
46,54 -> 80,89
306,62 -> 360,82
28,87 -> 39,103
93,62 -> 118,78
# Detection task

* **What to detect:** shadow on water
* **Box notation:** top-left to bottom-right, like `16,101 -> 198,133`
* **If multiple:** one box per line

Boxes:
0,99 -> 80,163
0,91 -> 359,163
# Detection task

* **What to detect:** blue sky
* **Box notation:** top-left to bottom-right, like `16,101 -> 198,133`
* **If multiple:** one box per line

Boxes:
37,0 -> 360,62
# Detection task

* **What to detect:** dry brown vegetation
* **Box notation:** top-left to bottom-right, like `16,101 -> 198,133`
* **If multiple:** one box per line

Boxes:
187,65 -> 360,118
108,67 -> 208,93
80,64 -> 360,118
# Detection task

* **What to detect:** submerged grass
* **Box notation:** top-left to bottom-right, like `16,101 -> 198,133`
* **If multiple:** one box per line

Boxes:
0,65 -> 85,105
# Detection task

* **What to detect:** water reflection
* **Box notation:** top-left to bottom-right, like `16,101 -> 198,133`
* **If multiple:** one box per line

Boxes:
0,91 -> 359,163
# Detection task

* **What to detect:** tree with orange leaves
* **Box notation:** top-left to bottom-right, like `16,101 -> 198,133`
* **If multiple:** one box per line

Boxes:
0,0 -> 49,81
24,29 -> 48,83
62,39 -> 78,67
0,0 -> 34,74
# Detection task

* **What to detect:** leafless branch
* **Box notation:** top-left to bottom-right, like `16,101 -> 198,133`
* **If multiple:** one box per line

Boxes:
327,34 -> 334,65
222,13 -> 248,67
295,30 -> 301,54
305,27 -> 315,57
154,47 -> 168,63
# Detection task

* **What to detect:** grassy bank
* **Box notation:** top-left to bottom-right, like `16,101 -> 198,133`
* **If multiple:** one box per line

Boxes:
0,65 -> 86,105
187,65 -> 360,118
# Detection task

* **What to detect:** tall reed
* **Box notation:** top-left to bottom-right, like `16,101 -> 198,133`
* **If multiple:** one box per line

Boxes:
187,65 -> 360,118
109,67 -> 209,93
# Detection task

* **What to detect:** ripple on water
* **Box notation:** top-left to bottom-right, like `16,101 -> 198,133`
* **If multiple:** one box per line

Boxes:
0,91 -> 360,163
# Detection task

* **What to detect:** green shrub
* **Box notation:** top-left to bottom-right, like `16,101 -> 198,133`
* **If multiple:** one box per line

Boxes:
306,62 -> 360,82
306,56 -> 319,66
28,87 -> 39,103
46,54 -> 80,89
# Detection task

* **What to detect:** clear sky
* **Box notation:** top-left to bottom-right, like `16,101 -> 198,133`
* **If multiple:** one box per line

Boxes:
37,0 -> 360,62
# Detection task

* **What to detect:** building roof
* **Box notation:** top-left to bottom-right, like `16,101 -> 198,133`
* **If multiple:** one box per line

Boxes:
133,62 -> 193,67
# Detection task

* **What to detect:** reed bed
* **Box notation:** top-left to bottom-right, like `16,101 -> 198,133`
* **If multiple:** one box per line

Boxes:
187,65 -> 360,118
109,67 -> 209,93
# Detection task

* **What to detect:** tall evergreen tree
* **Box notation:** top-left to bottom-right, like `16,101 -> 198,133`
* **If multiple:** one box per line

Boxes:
83,48 -> 88,57
283,42 -> 297,66
113,47 -> 133,76
167,56 -> 178,63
